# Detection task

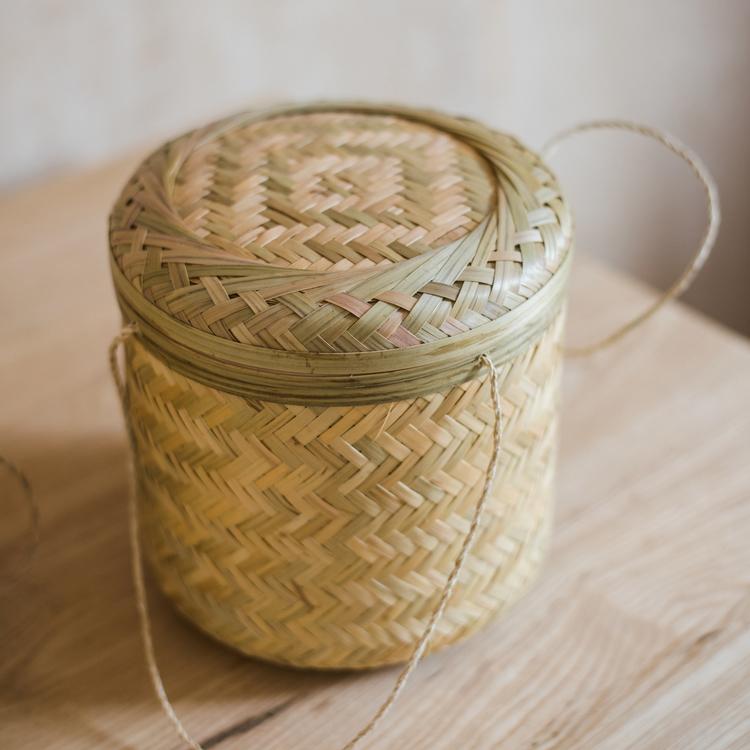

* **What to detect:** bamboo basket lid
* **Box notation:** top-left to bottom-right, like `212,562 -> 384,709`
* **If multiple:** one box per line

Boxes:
109,103 -> 573,404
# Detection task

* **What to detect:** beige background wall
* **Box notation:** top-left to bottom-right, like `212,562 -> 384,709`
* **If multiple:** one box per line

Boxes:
2,0 -> 748,334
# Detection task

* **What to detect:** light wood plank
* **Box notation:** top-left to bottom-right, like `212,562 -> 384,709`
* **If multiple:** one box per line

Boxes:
1,159 -> 749,749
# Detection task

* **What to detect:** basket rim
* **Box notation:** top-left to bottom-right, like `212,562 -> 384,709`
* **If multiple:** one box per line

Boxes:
111,248 -> 572,404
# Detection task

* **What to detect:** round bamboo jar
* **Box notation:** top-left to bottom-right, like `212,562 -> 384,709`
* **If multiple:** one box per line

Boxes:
109,103 -> 573,670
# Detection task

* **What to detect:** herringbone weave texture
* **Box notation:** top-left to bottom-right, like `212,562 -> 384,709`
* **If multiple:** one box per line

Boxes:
110,104 -> 572,669
126,311 -> 562,668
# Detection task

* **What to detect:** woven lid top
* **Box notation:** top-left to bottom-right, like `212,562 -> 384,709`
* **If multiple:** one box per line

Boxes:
109,103 -> 572,402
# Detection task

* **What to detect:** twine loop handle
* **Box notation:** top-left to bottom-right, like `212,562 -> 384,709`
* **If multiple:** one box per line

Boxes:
542,119 -> 720,356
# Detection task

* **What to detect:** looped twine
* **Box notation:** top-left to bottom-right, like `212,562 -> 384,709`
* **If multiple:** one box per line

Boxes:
109,322 -> 139,403
542,119 -> 720,357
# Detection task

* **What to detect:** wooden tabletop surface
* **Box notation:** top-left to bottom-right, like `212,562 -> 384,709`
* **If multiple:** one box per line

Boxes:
1,159 -> 749,750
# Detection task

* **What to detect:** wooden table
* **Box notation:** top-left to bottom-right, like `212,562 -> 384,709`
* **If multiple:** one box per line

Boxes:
2,158 -> 749,750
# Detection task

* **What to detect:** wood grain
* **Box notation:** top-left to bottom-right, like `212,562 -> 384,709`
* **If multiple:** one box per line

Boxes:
1,158 -> 749,749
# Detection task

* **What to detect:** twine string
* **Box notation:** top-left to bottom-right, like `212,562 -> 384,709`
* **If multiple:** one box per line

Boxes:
542,119 -> 720,356
109,328 -> 503,750
0,455 -> 40,582
110,324 -> 202,750
340,353 -> 503,750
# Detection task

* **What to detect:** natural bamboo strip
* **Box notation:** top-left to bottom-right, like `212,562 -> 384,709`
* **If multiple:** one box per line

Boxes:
109,249 -> 571,404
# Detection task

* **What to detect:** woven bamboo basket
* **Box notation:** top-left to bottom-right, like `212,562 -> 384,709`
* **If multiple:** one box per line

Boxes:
109,102 -> 573,670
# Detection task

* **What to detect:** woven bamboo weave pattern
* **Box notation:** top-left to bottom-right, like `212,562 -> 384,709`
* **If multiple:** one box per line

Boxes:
109,103 -> 573,669
109,103 -> 571,404
170,113 -> 495,269
127,312 -> 562,669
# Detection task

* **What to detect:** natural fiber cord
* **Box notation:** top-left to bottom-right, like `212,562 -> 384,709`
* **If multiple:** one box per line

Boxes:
107,104 -> 718,749
0,456 -> 39,581
542,119 -> 720,356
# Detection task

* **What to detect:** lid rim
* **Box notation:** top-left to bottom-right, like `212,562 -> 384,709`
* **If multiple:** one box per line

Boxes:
112,249 -> 572,405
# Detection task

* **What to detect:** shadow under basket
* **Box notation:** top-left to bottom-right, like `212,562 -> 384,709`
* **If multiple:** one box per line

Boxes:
109,102 -> 573,670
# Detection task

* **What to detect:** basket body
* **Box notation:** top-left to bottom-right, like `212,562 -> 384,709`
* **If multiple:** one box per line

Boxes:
125,312 -> 562,669
109,103 -> 572,670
